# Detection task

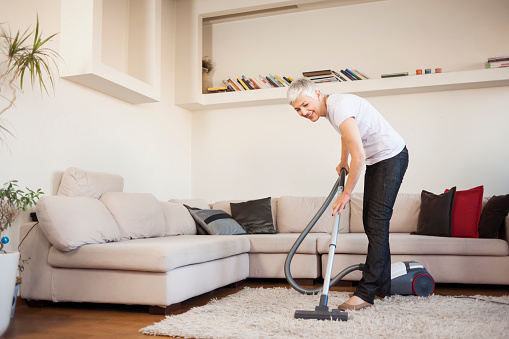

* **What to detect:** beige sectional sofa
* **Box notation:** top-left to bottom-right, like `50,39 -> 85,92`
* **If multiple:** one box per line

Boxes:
19,168 -> 509,314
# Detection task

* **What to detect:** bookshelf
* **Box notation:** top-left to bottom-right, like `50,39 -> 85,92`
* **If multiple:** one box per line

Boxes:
176,67 -> 509,110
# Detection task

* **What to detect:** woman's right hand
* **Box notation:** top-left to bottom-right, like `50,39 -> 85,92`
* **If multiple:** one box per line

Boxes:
336,162 -> 349,176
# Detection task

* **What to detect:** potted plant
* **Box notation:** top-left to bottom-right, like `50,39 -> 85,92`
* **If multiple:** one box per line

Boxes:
0,15 -> 56,335
0,180 -> 42,335
201,56 -> 215,93
0,15 -> 61,142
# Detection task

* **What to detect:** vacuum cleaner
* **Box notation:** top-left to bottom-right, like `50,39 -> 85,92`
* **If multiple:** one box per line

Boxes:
284,169 -> 435,321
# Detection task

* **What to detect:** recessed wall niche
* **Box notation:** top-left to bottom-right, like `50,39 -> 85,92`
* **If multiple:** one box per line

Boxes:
60,0 -> 161,104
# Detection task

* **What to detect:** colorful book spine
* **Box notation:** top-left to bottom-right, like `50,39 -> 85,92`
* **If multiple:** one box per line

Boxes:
258,75 -> 271,88
241,76 -> 255,90
332,71 -> 348,81
237,77 -> 250,90
207,86 -> 228,93
303,70 -> 332,77
249,77 -> 262,89
351,69 -> 366,80
340,70 -> 356,81
267,75 -> 281,87
222,80 -> 235,92
345,69 -> 361,80
354,69 -> 369,79
487,60 -> 509,68
251,77 -> 266,89
488,55 -> 509,63
273,75 -> 288,87
227,78 -> 241,91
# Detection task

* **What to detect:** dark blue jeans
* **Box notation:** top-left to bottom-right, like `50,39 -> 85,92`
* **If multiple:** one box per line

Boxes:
353,146 -> 409,304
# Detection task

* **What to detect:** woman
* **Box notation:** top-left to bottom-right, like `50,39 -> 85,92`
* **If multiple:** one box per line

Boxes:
287,78 -> 409,310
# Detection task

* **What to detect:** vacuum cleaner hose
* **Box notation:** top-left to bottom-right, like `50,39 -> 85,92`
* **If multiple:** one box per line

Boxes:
284,169 -> 363,295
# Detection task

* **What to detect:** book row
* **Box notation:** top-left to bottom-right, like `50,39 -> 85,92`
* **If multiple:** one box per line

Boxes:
487,55 -> 509,69
208,75 -> 294,93
302,69 -> 369,83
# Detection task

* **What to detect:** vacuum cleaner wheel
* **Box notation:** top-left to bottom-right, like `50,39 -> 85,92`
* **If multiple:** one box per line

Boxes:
412,273 -> 435,297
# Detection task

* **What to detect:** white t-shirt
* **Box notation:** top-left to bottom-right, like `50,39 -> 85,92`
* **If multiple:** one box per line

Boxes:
326,94 -> 405,166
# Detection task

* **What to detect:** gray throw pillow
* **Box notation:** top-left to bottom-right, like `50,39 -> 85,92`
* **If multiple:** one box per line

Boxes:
184,205 -> 246,235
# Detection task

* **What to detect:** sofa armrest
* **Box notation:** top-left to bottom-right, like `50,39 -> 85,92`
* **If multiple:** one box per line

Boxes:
19,221 -> 54,301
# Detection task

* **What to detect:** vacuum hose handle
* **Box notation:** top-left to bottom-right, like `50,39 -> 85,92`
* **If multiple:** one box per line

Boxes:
284,169 -> 361,294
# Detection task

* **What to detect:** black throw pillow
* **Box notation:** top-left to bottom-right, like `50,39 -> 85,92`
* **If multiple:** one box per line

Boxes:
230,197 -> 276,234
412,187 -> 456,237
478,194 -> 509,239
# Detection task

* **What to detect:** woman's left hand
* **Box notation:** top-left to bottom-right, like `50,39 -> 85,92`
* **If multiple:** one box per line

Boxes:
332,191 -> 351,215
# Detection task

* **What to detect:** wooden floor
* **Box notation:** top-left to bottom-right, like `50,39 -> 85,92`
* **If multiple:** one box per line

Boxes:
3,279 -> 508,339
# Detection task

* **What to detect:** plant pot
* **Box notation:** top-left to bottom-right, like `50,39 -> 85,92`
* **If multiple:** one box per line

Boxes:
0,251 -> 19,336
202,71 -> 214,94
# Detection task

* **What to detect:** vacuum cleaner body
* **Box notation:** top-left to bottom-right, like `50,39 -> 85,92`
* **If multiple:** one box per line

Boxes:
390,261 -> 435,297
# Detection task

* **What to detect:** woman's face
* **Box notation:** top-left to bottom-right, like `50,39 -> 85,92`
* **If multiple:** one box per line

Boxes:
291,92 -> 322,122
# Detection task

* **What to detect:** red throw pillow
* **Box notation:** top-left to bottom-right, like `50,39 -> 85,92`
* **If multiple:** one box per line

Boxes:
445,186 -> 484,238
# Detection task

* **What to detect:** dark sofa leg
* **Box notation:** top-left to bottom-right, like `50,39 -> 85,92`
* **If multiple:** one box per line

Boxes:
27,299 -> 45,307
224,280 -> 244,289
294,278 -> 315,286
149,303 -> 182,315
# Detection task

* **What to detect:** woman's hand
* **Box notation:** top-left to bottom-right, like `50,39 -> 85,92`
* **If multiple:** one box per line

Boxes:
336,163 -> 349,176
332,191 -> 351,215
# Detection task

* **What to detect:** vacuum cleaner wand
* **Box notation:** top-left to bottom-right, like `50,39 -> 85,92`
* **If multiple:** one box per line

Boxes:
288,169 -> 351,321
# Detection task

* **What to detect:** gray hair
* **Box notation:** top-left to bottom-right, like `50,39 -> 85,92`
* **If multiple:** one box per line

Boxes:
287,78 -> 320,104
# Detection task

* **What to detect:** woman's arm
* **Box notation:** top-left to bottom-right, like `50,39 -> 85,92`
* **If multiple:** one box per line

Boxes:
332,117 -> 365,215
336,136 -> 350,175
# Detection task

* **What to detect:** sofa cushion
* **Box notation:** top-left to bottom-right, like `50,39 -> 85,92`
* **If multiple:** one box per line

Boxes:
57,167 -> 124,199
47,235 -> 250,272
213,198 -> 278,230
276,196 -> 349,233
317,233 -> 509,256
230,197 -> 276,234
159,202 -> 197,236
185,206 -> 246,235
479,194 -> 509,239
412,188 -> 456,237
350,193 -> 421,233
37,196 -> 121,251
100,192 -> 165,240
242,233 -> 328,254
446,186 -> 483,238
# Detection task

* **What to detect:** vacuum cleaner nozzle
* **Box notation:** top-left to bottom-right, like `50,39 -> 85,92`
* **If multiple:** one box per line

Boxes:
294,305 -> 348,321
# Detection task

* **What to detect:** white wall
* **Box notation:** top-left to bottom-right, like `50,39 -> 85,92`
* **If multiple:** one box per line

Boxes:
192,0 -> 509,202
0,0 -> 193,250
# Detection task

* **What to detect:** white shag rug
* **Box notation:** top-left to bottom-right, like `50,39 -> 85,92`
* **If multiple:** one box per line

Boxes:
140,287 -> 509,339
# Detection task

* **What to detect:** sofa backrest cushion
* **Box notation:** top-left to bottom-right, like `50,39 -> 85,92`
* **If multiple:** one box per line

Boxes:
57,167 -> 124,199
213,198 -> 278,231
37,196 -> 121,251
350,193 -> 421,233
159,201 -> 197,236
100,192 -> 165,240
169,198 -> 210,210
276,196 -> 350,233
